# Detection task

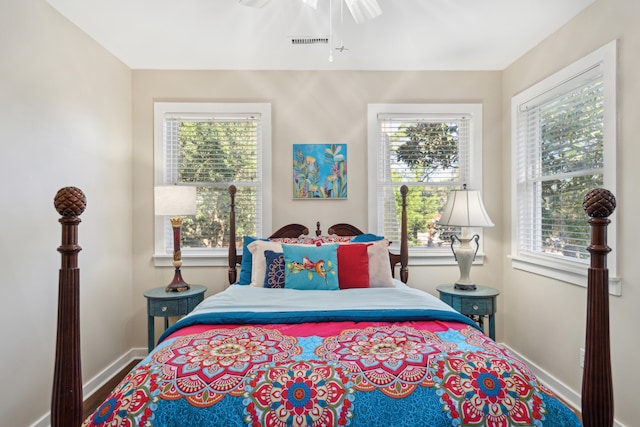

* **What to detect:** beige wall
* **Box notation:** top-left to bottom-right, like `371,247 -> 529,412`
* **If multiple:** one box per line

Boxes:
131,69 -> 504,347
0,1 -> 132,426
4,0 -> 637,425
501,0 -> 639,425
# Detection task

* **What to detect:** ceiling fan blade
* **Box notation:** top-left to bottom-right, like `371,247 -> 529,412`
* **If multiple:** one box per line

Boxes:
301,0 -> 319,9
344,0 -> 382,24
238,0 -> 272,8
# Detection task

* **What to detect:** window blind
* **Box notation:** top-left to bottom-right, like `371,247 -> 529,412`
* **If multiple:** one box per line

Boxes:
162,112 -> 264,249
515,66 -> 604,261
376,113 -> 472,246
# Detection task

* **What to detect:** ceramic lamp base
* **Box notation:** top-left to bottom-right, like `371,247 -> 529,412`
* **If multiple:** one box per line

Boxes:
165,268 -> 190,292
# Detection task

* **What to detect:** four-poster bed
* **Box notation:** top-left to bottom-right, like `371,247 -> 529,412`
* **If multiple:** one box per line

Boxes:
51,185 -> 615,426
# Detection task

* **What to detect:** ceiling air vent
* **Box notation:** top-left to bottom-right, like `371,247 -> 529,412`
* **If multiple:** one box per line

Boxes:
291,37 -> 329,45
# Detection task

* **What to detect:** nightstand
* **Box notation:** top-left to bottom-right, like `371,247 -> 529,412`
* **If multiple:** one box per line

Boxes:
436,284 -> 499,340
143,285 -> 207,352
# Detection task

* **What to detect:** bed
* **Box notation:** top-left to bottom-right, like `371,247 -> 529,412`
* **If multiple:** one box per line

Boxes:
51,185 -> 616,426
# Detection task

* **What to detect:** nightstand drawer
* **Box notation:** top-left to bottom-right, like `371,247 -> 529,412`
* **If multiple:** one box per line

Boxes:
459,298 -> 494,316
144,285 -> 207,353
436,284 -> 500,340
148,298 -> 188,317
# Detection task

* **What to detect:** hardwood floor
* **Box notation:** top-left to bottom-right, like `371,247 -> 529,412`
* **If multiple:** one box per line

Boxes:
82,359 -> 142,420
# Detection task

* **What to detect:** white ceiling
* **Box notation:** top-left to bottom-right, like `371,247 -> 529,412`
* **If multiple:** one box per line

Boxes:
47,0 -> 595,71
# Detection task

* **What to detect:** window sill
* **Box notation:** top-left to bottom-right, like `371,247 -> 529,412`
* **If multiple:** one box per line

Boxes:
153,249 -> 233,268
509,254 -> 621,296
154,248 -> 485,268
406,248 -> 486,266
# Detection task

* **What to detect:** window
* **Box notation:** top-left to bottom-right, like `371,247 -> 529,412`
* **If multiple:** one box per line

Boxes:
511,41 -> 618,293
154,102 -> 272,266
368,104 -> 484,263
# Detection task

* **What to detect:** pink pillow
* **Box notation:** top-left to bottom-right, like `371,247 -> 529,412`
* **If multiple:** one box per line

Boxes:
337,243 -> 371,289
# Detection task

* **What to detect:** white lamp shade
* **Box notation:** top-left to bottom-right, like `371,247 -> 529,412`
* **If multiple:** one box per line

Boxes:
439,189 -> 494,228
154,186 -> 197,216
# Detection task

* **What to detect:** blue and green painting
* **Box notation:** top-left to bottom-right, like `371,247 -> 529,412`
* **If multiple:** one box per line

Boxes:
292,144 -> 347,199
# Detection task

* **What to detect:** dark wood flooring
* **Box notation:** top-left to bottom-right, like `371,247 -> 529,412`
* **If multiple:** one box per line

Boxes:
82,359 -> 142,420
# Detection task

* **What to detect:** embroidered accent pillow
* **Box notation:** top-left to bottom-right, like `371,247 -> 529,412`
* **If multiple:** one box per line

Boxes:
270,236 -> 315,245
282,243 -> 339,290
337,243 -> 371,289
263,250 -> 285,288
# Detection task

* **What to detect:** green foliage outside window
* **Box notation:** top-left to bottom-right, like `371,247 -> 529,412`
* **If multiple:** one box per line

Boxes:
172,120 -> 259,249
387,121 -> 463,248
537,82 -> 604,259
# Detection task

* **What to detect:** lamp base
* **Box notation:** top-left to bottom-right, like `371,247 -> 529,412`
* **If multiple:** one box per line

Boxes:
165,268 -> 190,292
450,234 -> 481,292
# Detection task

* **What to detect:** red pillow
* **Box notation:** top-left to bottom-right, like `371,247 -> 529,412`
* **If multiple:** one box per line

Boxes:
337,243 -> 371,289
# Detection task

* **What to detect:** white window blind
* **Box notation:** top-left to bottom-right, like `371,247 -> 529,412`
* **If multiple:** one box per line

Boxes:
154,103 -> 272,264
164,115 -> 262,186
368,104 -> 483,253
515,66 -> 604,261
510,40 -> 618,292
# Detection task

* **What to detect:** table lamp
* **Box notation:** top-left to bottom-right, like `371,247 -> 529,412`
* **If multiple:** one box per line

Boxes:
154,185 -> 197,292
438,185 -> 494,290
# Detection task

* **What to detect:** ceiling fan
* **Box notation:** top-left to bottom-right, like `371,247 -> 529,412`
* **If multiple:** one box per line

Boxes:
238,0 -> 382,24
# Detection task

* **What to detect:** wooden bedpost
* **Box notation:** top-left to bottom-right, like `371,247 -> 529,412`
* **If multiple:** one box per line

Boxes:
581,187 -> 616,427
400,185 -> 409,284
52,186 -> 87,427
228,185 -> 238,285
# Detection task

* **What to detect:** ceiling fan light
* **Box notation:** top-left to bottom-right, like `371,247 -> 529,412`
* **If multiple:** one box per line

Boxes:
344,0 -> 382,24
238,0 -> 272,8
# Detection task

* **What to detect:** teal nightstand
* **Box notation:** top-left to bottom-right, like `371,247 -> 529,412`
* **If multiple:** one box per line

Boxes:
436,284 -> 499,340
143,285 -> 207,352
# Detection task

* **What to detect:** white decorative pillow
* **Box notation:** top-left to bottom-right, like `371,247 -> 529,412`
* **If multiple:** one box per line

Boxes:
367,239 -> 394,288
247,240 -> 283,287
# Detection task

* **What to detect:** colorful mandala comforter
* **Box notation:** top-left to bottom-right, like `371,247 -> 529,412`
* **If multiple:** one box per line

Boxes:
83,284 -> 581,427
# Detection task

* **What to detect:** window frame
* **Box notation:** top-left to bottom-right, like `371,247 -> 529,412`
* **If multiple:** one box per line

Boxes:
153,102 -> 272,267
367,103 -> 485,265
510,40 -> 619,295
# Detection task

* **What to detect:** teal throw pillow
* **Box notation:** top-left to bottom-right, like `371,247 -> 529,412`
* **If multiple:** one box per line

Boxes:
351,233 -> 384,242
238,236 -> 269,285
282,243 -> 339,290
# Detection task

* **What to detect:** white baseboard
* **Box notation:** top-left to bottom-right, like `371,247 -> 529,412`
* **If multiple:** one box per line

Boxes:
503,344 -> 625,427
30,348 -> 147,427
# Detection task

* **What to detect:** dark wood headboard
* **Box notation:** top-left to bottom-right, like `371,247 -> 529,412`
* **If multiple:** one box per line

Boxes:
227,184 -> 409,284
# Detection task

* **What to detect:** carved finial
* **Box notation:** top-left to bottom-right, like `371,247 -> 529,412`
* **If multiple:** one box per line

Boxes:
54,187 -> 87,218
583,188 -> 616,218
229,185 -> 237,195
400,185 -> 408,196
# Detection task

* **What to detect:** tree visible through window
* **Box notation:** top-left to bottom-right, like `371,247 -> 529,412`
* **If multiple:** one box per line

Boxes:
515,65 -> 606,261
511,40 -> 617,288
154,103 -> 271,259
369,104 -> 483,252
175,119 -> 259,249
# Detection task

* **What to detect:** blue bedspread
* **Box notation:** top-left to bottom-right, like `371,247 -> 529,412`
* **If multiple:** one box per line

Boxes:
83,284 -> 581,427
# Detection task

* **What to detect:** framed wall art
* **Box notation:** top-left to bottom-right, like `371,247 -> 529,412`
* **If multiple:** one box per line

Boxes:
292,143 -> 347,199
